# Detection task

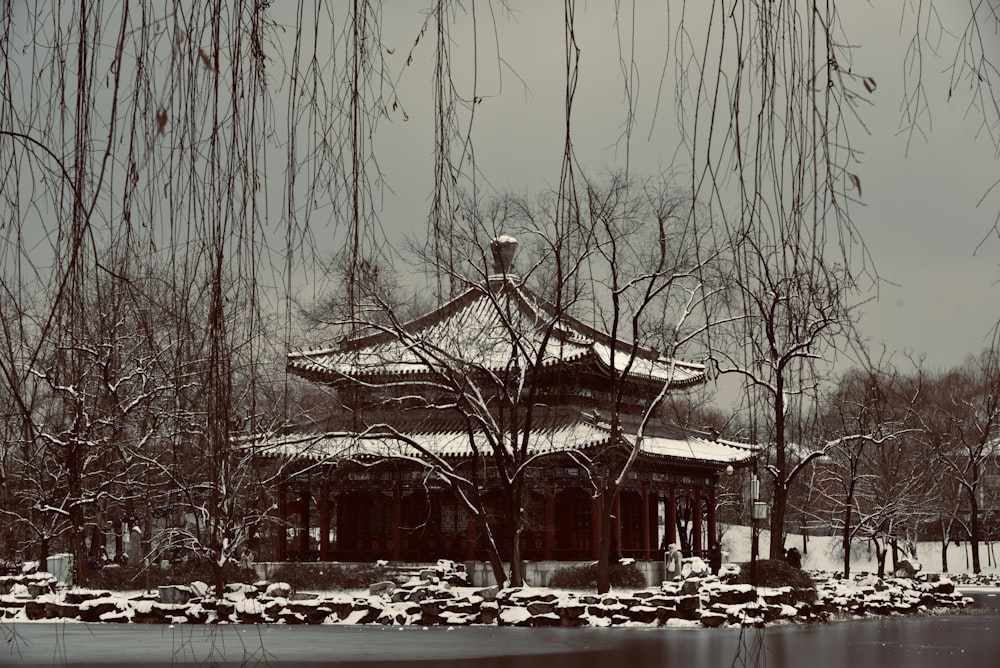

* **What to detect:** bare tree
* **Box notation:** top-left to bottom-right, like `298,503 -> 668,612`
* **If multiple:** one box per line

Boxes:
923,343 -> 1000,574
573,173 -> 729,593
710,250 -> 863,558
0,248 -> 174,586
811,360 -> 930,576
670,1 -> 877,558
0,1 -> 292,594
667,1 -> 1000,562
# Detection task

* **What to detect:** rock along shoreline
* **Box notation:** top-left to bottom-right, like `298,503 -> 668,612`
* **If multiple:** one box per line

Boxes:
0,567 -> 977,629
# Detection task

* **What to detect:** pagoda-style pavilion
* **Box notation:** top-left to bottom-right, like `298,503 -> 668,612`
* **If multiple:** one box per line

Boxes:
259,236 -> 755,565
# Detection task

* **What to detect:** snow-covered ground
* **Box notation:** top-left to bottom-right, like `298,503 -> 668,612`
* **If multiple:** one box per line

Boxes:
716,524 -> 1000,577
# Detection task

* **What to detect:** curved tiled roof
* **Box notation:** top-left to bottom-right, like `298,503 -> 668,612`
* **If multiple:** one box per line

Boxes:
288,277 -> 706,388
252,412 -> 756,468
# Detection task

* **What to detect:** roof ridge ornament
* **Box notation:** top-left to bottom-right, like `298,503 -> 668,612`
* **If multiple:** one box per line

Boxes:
488,235 -> 519,284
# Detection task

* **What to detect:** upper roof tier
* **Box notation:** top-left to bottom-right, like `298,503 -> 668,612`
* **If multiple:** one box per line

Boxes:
288,239 -> 706,390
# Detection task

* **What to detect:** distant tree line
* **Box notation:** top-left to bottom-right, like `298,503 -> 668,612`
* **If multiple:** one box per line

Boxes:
763,341 -> 1000,576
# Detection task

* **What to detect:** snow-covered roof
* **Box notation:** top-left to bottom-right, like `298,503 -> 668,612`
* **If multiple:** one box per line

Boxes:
287,277 -> 705,388
251,414 -> 756,468
633,434 -> 756,464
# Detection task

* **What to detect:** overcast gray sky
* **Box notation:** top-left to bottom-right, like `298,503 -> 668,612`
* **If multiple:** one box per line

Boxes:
362,1 -> 999,373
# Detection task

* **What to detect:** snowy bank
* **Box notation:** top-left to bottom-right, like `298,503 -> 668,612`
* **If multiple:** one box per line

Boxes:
0,568 -> 975,629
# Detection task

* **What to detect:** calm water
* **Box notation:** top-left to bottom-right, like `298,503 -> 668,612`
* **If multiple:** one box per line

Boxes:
2,592 -> 997,668
960,588 -> 1000,609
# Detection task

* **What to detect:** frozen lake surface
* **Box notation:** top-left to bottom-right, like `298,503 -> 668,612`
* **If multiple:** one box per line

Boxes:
3,591 -> 998,668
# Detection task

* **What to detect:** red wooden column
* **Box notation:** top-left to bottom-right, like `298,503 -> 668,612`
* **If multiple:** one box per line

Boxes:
544,484 -> 556,560
591,495 -> 602,560
466,512 -> 478,561
298,486 -> 310,557
706,485 -> 717,547
319,480 -> 331,561
693,486 -> 703,555
336,494 -> 351,555
277,482 -> 288,561
392,482 -> 402,561
666,485 -> 677,547
640,482 -> 651,561
650,491 -> 661,555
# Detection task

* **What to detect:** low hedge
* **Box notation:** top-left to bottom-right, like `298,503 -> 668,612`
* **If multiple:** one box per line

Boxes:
263,562 -> 391,591
729,559 -> 816,589
547,561 -> 647,590
80,560 -> 257,591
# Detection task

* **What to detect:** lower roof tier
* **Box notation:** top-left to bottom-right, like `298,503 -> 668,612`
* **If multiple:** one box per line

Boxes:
251,408 -> 756,471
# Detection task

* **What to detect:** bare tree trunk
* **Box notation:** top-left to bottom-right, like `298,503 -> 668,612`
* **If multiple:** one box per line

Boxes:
114,514 -> 123,564
770,383 -> 788,560
506,482 -> 525,587
596,490 -> 615,594
476,515 -> 508,589
38,535 -> 50,577
90,522 -> 103,561
70,446 -> 88,588
143,503 -> 153,593
874,539 -> 887,578
841,506 -> 853,577
969,487 -> 982,574
769,484 -> 789,561
509,533 -> 523,587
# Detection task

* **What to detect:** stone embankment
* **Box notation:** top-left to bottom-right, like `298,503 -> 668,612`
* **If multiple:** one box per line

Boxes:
0,569 -> 973,628
940,572 -> 1000,587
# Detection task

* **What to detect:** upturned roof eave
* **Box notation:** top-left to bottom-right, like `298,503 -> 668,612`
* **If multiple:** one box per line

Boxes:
286,275 -> 707,388
287,344 -> 707,389
249,419 -> 758,470
288,278 -> 520,359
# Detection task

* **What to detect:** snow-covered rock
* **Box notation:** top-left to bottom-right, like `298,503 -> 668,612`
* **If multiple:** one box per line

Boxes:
158,585 -> 192,604
0,567 -> 979,629
498,605 -> 532,626
683,557 -> 709,577
189,581 -> 210,598
265,581 -> 291,598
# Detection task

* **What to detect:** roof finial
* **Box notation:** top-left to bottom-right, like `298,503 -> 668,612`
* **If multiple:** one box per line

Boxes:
489,235 -> 518,276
